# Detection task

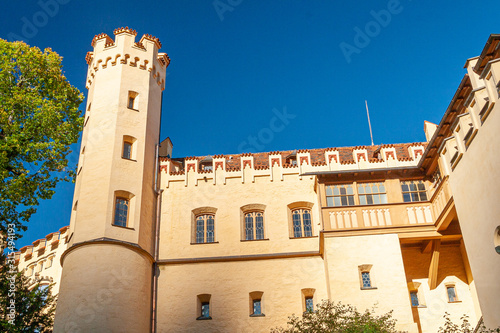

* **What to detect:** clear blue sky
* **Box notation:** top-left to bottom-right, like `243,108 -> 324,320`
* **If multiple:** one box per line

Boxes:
2,0 -> 498,248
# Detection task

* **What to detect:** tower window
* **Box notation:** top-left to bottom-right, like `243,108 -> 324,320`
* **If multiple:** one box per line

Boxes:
113,197 -> 129,227
127,91 -> 139,110
123,141 -> 132,159
122,136 -> 137,160
292,209 -> 313,238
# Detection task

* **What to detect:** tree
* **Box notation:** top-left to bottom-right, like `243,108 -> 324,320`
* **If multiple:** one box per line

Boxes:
438,312 -> 500,333
0,39 -> 83,238
0,252 -> 57,332
270,300 -> 402,333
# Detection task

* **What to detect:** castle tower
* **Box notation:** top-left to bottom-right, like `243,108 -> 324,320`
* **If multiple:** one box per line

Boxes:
53,28 -> 169,332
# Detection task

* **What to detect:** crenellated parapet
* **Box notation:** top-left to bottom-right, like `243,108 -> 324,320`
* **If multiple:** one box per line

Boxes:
160,142 -> 426,188
14,226 -> 69,290
85,27 -> 170,90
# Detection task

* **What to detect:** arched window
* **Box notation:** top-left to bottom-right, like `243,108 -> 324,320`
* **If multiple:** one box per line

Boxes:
240,204 -> 266,241
244,212 -> 264,240
292,209 -> 312,238
196,214 -> 215,244
287,202 -> 314,238
191,207 -> 217,244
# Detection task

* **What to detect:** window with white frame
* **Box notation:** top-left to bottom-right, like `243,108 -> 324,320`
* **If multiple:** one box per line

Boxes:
244,212 -> 265,240
292,209 -> 313,238
401,180 -> 428,202
196,214 -> 215,244
326,184 -> 355,207
358,182 -> 387,205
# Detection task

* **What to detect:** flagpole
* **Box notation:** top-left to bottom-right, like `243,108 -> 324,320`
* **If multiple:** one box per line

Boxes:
365,100 -> 374,146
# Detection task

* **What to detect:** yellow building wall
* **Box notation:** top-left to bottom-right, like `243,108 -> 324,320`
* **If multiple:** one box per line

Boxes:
444,60 -> 500,328
402,245 -> 478,332
159,174 -> 320,259
323,234 -> 419,333
157,257 -> 327,333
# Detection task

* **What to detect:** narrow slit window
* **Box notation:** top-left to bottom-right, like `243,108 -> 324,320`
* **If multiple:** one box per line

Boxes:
305,297 -> 314,312
447,286 -> 458,302
253,299 -> 262,315
123,142 -> 132,159
410,292 -> 419,307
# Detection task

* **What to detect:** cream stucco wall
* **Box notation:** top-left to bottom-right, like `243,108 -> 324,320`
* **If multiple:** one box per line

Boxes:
53,244 -> 152,332
159,174 -> 320,259
402,245 -> 479,332
157,257 -> 327,333
444,59 -> 500,328
323,234 -> 419,333
446,106 -> 500,327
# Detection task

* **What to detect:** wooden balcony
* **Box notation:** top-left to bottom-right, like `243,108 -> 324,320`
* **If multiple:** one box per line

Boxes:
321,177 -> 453,234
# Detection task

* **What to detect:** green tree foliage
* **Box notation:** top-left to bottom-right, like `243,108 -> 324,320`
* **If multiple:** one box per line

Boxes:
0,252 -> 57,332
270,300 -> 402,333
0,39 -> 83,238
438,312 -> 500,333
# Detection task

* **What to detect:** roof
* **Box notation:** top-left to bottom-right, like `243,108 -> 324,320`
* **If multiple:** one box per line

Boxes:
166,143 -> 426,172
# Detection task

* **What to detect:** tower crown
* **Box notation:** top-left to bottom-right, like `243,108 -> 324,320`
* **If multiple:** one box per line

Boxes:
85,27 -> 170,90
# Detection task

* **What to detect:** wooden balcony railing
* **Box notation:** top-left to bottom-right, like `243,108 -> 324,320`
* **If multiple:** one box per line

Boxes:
322,178 -> 452,231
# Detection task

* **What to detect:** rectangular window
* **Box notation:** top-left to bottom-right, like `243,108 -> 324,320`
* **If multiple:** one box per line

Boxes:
447,286 -> 458,302
326,184 -> 355,207
196,294 -> 212,320
128,96 -> 135,109
305,297 -> 314,312
358,182 -> 387,205
123,142 -> 132,159
361,272 -> 372,288
46,256 -> 53,269
114,198 -> 129,227
410,292 -> 419,307
401,180 -> 428,202
253,300 -> 262,315
201,302 -> 210,318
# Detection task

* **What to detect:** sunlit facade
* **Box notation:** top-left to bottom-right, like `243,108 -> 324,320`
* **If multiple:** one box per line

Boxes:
13,31 -> 500,332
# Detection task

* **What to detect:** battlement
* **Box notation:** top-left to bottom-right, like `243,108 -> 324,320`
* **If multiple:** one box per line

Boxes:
15,226 -> 69,268
85,27 -> 170,90
159,142 -> 426,187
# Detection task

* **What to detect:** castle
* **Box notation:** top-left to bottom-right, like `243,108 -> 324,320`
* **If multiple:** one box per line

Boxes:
14,30 -> 500,332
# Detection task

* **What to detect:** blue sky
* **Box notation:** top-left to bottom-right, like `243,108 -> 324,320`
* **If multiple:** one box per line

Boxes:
2,0 -> 499,248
